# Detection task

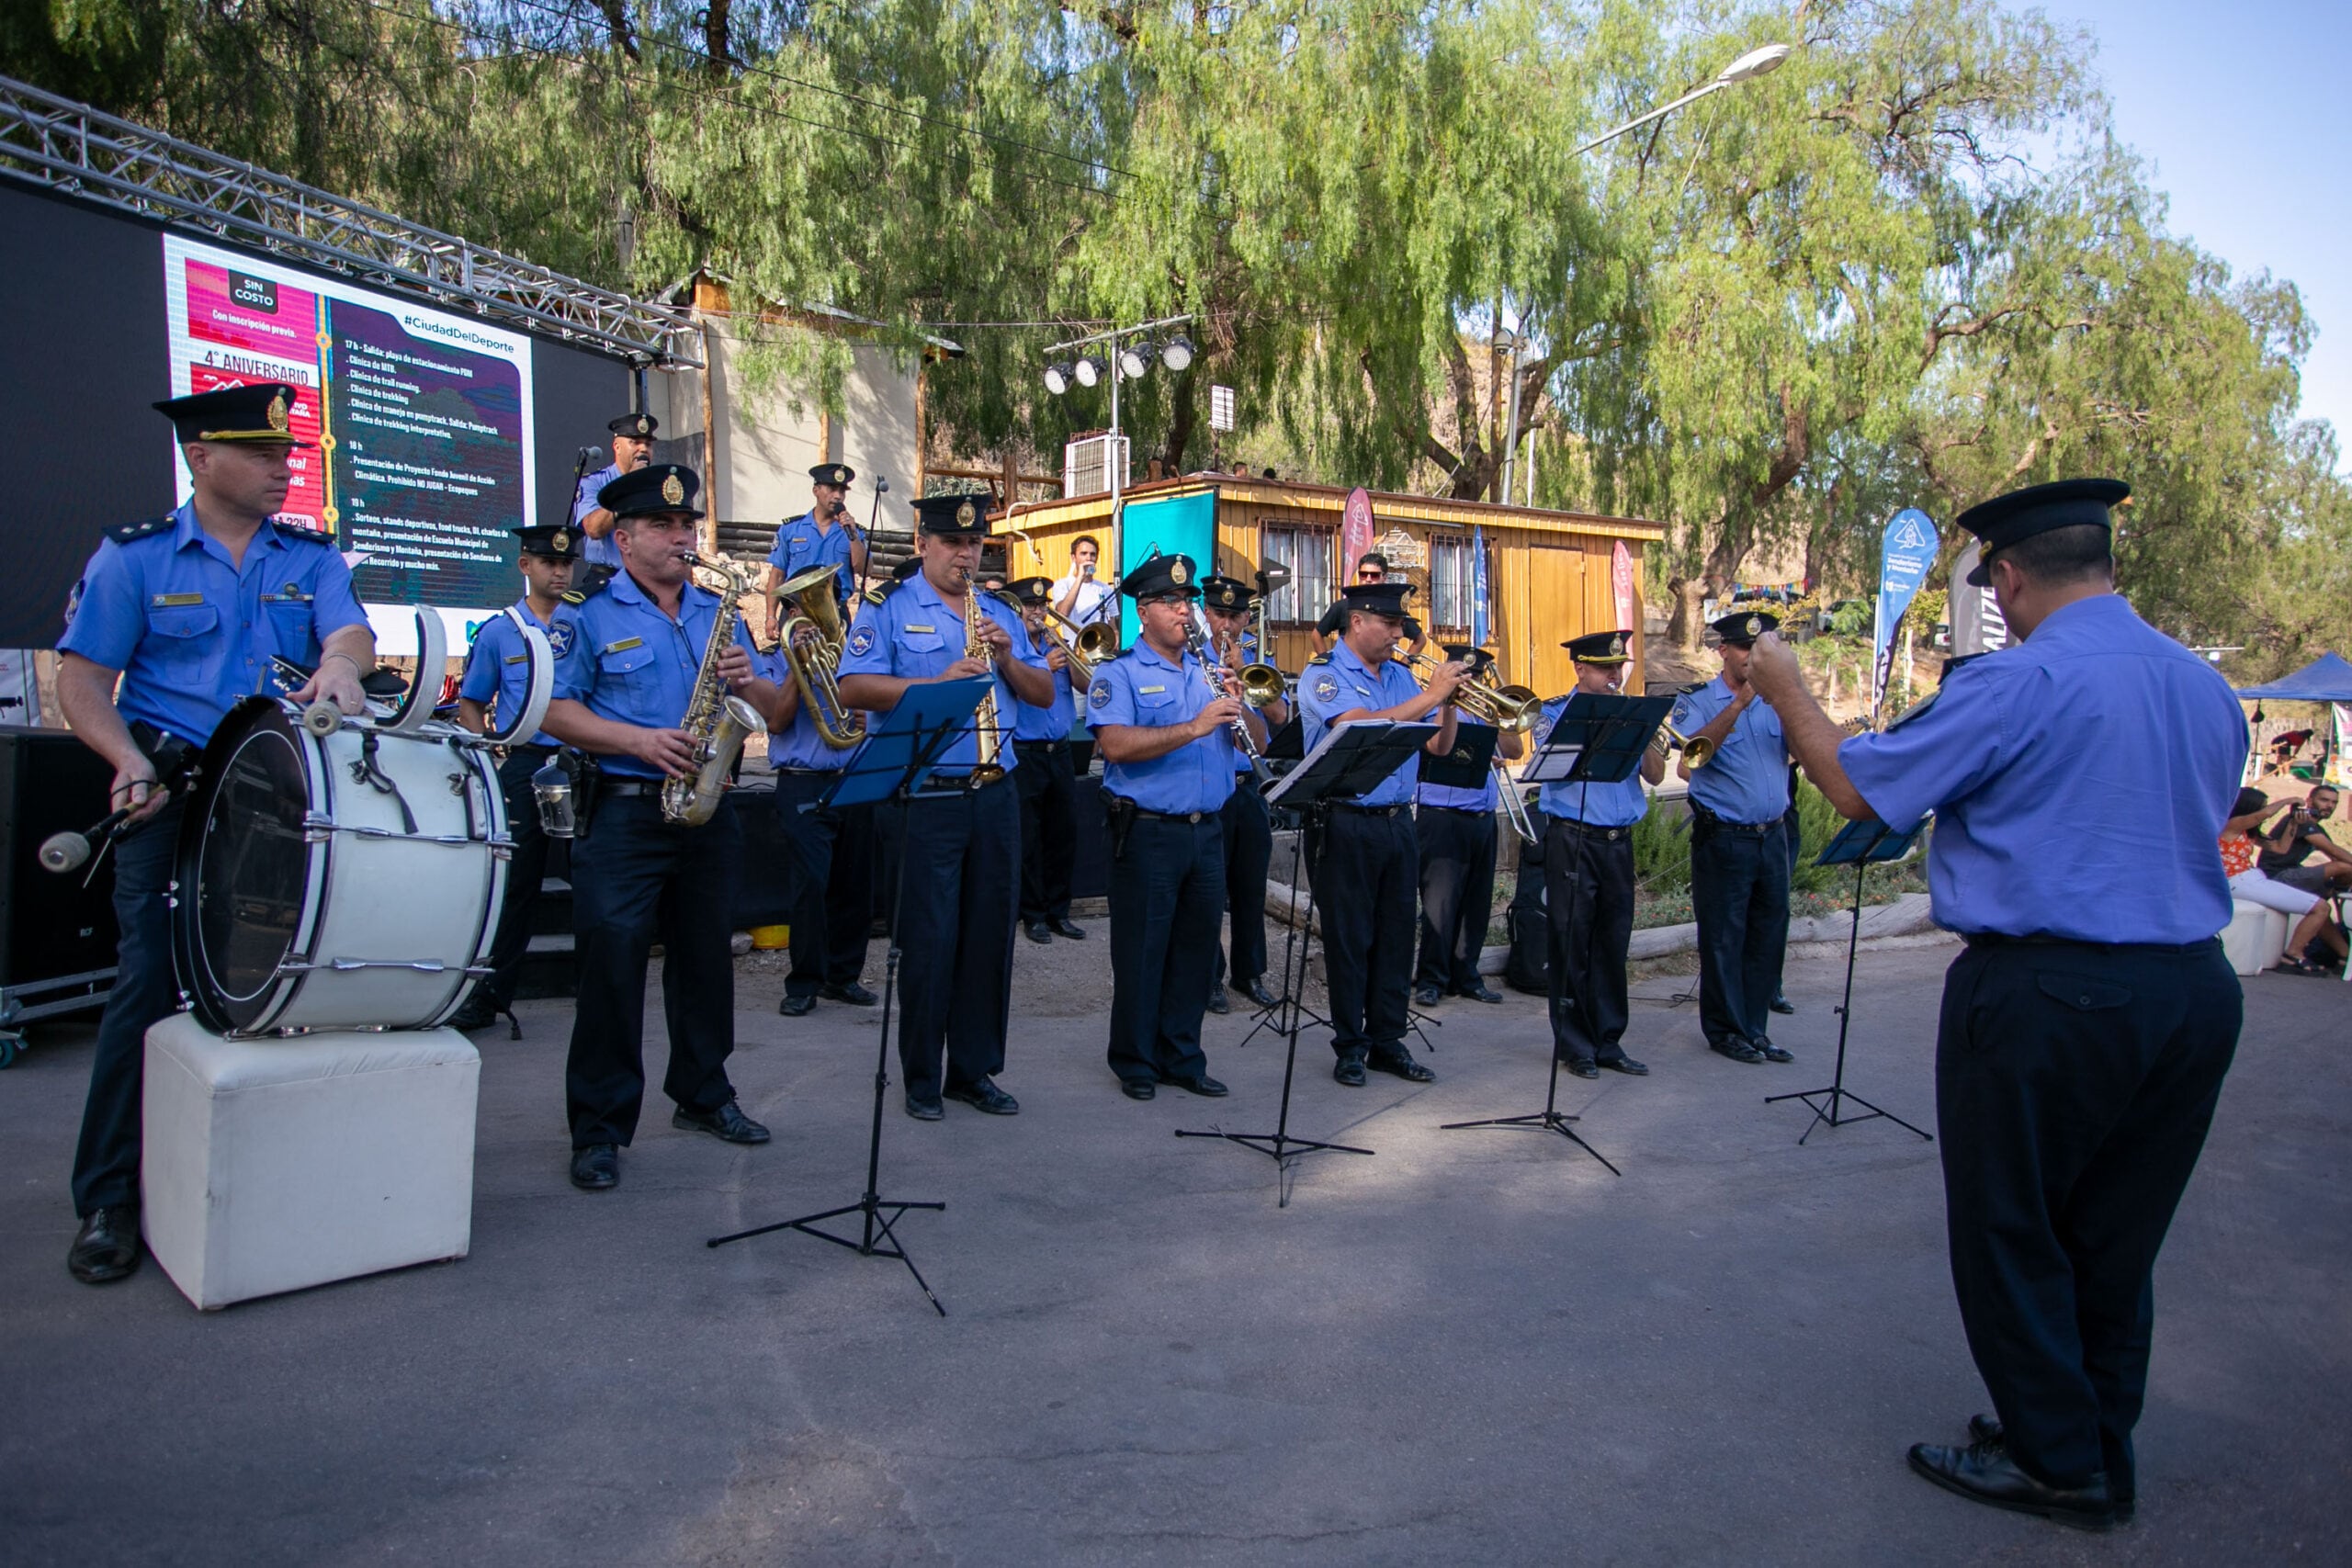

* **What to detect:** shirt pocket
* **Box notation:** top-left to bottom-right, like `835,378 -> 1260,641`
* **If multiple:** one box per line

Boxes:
262,596 -> 321,664
595,643 -> 665,724
1134,686 -> 1179,720
896,626 -> 946,658
145,604 -> 224,682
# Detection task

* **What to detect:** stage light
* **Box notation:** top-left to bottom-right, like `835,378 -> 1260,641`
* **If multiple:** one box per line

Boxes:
1160,334 -> 1195,372
1119,341 -> 1152,380
1044,362 -> 1073,396
1073,355 -> 1103,389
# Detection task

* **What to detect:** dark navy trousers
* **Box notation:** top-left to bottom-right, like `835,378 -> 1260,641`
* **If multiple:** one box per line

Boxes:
1312,807 -> 1418,1062
72,800 -> 184,1216
1214,783 -> 1273,987
1013,739 -> 1079,924
1937,938 -> 2240,1494
479,746 -> 555,1014
881,779 -> 1019,1102
1106,813 -> 1225,1086
1690,815 -> 1790,1050
1415,805 -> 1497,995
1544,820 -> 1637,1066
771,770 -> 875,998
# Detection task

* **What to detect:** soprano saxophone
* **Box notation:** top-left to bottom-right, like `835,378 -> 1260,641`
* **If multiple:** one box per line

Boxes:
962,569 -> 1007,787
662,551 -> 767,826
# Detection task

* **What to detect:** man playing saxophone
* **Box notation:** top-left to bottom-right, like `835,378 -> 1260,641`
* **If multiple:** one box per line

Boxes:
543,465 -> 786,1193
835,493 -> 1055,1122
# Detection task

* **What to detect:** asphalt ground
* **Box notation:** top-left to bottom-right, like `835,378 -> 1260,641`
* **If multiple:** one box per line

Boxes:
1,932 -> 2346,1566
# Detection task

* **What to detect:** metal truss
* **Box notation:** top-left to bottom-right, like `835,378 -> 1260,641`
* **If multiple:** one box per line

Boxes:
0,73 -> 701,367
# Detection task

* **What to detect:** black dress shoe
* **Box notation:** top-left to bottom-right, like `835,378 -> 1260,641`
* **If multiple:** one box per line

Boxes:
1204,988 -> 1230,1015
1333,1056 -> 1369,1087
1712,1038 -> 1767,1064
1238,977 -> 1281,1009
778,993 -> 818,1018
1412,984 -> 1444,1007
1370,1052 -> 1436,1084
820,981 -> 878,1007
1770,993 -> 1796,1015
1164,1074 -> 1229,1098
571,1145 -> 619,1190
1121,1078 -> 1157,1100
1967,1416 -> 2135,1522
1455,984 -> 1505,1004
1906,1440 -> 2114,1531
673,1100 -> 771,1144
1758,1042 -> 1794,1063
1565,1057 -> 1600,1079
67,1205 -> 141,1284
945,1077 -> 1020,1114
904,1094 -> 944,1122
1051,919 -> 1087,940
448,1002 -> 499,1032
1023,919 -> 1053,944
1600,1055 -> 1650,1076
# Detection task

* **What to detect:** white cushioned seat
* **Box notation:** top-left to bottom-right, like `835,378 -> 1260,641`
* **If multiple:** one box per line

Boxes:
2220,900 -> 2290,977
141,1015 -> 479,1310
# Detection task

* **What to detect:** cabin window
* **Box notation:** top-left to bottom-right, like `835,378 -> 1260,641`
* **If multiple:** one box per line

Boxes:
1427,530 -> 1479,633
1261,524 -> 1335,626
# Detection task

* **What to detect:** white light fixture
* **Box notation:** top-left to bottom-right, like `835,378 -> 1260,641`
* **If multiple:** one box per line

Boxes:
1118,341 -> 1152,380
1161,334 -> 1195,372
1043,362 -> 1073,396
1073,355 -> 1103,389
1718,42 -> 1792,84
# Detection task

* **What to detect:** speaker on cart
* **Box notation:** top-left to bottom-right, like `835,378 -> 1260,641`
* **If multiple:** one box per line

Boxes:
0,726 -> 120,1016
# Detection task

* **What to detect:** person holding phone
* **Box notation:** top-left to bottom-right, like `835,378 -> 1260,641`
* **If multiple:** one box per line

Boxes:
1052,535 -> 1117,628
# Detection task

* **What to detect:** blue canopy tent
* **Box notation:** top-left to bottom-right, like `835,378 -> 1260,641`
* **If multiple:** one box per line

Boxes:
2235,651 -> 2352,703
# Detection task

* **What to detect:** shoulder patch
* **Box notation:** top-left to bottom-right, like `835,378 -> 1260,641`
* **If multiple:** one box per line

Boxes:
1313,673 -> 1341,703
107,514 -> 174,545
1089,676 -> 1114,708
547,620 -> 577,658
847,624 -> 876,657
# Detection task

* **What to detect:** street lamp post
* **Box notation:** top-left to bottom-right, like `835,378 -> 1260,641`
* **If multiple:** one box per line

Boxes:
1040,312 -> 1196,564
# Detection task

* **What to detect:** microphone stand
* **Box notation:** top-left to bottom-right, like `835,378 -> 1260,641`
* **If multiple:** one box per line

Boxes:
852,477 -> 888,607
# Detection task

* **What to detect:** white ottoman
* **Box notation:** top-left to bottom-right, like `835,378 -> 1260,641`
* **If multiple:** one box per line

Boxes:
141,1015 -> 479,1310
2221,900 -> 2290,977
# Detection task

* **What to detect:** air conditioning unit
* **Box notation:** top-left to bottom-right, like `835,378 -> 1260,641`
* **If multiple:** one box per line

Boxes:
1063,434 -> 1130,499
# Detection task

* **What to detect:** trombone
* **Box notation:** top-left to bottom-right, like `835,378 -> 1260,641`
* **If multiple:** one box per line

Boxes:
1040,604 -> 1121,687
1393,644 -> 1544,735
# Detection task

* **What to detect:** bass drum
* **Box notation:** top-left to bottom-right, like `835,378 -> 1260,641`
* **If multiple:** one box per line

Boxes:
173,695 -> 509,1036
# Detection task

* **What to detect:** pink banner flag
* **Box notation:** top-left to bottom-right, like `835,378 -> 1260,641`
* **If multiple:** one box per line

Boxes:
1342,487 -> 1375,579
1611,540 -> 1636,631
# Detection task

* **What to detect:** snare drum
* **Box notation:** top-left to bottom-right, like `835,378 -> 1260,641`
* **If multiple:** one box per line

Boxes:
172,695 -> 510,1036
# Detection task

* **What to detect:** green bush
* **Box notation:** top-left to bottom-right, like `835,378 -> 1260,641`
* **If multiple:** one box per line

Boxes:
1633,794 -> 1692,893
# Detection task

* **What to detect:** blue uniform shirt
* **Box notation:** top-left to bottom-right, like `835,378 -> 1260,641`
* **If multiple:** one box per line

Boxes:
1298,641 -> 1427,807
1671,677 -> 1789,824
765,511 -> 859,603
1418,712 -> 1499,811
458,598 -> 579,749
553,569 -> 756,780
571,463 -> 625,570
835,570 -> 1046,776
1533,695 -> 1652,828
760,641 -> 862,772
1013,646 -> 1073,743
1088,639 -> 1238,815
58,500 -> 369,746
1224,629 -> 1269,775
1838,592 -> 2248,944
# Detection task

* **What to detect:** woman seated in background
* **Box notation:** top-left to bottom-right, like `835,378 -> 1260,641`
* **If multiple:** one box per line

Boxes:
2223,787 -> 2346,976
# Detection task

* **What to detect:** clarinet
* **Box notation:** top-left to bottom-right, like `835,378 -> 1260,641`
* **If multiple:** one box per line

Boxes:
1187,608 -> 1272,786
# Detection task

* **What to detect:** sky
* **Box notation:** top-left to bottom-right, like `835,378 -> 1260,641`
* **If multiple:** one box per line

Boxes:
2037,0 -> 2352,458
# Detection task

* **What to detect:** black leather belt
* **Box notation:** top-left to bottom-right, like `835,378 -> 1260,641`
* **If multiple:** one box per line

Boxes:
1329,802 -> 1409,818
603,780 -> 662,798
1553,818 -> 1631,841
1691,806 -> 1778,835
1962,932 -> 2221,956
1130,804 -> 1216,824
1420,804 -> 1488,817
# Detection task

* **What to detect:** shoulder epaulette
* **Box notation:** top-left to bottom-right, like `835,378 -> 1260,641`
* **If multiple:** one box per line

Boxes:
860,580 -> 902,608
989,589 -> 1026,612
106,515 -> 174,545
560,575 -> 613,605
1305,652 -> 1332,668
269,517 -> 334,542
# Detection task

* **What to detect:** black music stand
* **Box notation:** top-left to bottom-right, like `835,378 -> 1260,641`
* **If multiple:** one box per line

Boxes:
1177,719 -> 1436,1204
1441,693 -> 1671,1175
1765,816 -> 1935,1146
707,676 -> 993,1314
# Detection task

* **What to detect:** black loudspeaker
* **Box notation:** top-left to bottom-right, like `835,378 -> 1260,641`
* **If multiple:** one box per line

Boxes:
0,727 -> 120,1009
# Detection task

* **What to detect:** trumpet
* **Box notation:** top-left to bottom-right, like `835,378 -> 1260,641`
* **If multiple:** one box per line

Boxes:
1212,626 -> 1287,710
774,562 -> 866,749
1039,604 -> 1121,686
1651,721 -> 1715,769
1394,645 -> 1544,735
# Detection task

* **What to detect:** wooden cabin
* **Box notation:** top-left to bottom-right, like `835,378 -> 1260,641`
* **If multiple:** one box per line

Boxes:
994,476 -> 1665,698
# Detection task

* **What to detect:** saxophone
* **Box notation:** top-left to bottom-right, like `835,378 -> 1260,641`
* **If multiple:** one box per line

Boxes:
662,551 -> 767,826
961,569 -> 1007,786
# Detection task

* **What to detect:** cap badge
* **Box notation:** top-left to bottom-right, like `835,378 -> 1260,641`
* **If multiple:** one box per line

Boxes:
1170,558 -> 1190,585
1610,633 -> 1625,658
661,472 -> 685,506
551,530 -> 571,553
1745,615 -> 1761,637
266,392 -> 290,432
634,416 -> 650,435
956,500 -> 977,527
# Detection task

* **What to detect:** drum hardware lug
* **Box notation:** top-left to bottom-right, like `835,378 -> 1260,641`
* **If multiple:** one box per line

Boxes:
303,812 -> 336,843
447,773 -> 469,796
462,964 -> 495,978
325,958 -> 452,973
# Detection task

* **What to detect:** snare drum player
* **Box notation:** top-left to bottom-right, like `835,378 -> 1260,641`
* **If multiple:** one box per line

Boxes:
543,465 -> 786,1192
450,522 -> 582,1035
834,494 -> 1056,1122
1296,581 -> 1464,1086
52,381 -> 374,1283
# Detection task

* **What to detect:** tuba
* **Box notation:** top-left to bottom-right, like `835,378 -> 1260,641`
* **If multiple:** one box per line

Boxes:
663,552 -> 767,827
775,562 -> 865,749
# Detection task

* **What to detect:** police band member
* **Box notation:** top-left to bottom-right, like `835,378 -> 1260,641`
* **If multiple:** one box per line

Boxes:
835,493 -> 1056,1121
1090,554 -> 1261,1099
1005,577 -> 1086,943
543,465 -> 779,1191
451,522 -> 583,1034
764,559 -> 879,1022
54,382 -> 375,1283
759,462 -> 869,642
1412,647 -> 1520,1008
571,412 -> 657,592
1200,575 -> 1287,1013
1747,479 -> 2247,1531
1673,611 -> 1795,1065
1537,631 -> 1662,1077
1297,581 -> 1464,1085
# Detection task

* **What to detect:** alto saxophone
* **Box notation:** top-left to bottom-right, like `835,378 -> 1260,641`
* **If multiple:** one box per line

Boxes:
962,570 -> 1007,786
662,551 -> 767,826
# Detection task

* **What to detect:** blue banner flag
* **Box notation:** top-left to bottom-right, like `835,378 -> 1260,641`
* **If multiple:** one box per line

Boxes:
1872,507 -> 1939,712
1470,523 -> 1490,648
